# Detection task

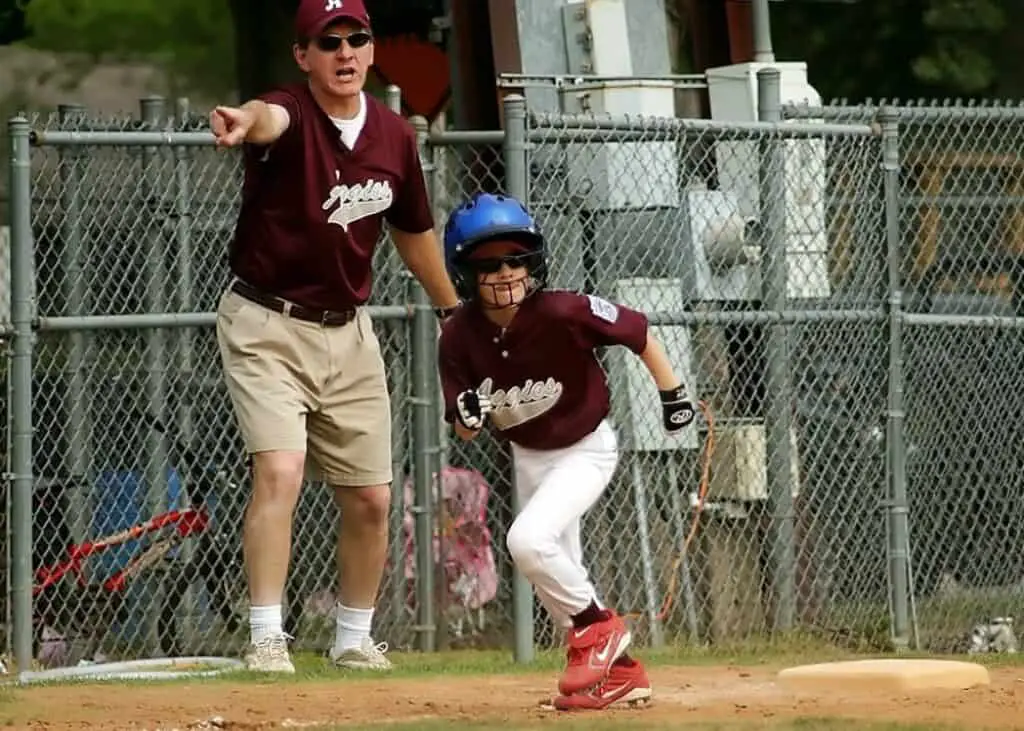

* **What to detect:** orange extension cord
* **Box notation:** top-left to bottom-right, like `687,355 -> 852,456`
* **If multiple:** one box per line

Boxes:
624,399 -> 716,625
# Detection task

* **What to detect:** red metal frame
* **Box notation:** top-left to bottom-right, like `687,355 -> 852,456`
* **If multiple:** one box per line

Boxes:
33,507 -> 210,596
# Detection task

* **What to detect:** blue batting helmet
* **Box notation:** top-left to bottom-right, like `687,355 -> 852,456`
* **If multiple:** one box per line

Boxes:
443,192 -> 548,302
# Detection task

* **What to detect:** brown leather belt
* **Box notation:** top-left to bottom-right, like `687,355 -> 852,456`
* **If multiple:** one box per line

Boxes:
230,280 -> 357,327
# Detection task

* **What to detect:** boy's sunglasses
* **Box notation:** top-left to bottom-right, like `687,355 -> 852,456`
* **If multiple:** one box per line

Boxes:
466,253 -> 535,274
314,31 -> 373,52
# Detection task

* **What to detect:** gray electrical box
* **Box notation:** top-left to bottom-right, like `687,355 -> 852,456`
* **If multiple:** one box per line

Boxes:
679,188 -> 763,302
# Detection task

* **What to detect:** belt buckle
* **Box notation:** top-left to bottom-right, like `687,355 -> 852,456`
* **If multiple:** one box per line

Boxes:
321,307 -> 348,327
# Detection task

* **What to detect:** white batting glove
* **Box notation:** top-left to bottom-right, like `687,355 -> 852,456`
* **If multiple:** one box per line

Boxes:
456,389 -> 492,431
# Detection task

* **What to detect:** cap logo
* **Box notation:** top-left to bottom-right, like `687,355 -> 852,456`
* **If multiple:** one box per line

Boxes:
325,0 -> 343,10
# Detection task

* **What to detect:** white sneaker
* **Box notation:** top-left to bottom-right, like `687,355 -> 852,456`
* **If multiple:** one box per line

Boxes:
329,637 -> 393,671
244,633 -> 296,673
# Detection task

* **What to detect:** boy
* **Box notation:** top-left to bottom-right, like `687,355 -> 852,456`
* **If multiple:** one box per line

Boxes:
437,192 -> 695,711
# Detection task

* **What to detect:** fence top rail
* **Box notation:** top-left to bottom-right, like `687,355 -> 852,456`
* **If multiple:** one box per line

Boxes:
29,128 -> 505,148
428,130 -> 505,145
497,72 -> 708,91
784,103 -> 1024,122
30,129 -> 216,147
528,111 -> 879,139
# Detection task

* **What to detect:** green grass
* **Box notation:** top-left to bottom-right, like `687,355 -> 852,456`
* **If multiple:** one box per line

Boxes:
273,634 -> 1024,682
200,637 -> 857,684
10,632 -> 1024,689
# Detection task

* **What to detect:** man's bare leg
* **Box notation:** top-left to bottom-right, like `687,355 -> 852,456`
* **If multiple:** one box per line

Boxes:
329,483 -> 392,669
243,450 -> 305,673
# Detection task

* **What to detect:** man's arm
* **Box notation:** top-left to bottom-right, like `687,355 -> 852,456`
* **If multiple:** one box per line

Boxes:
391,227 -> 461,310
240,101 -> 291,145
210,100 -> 291,147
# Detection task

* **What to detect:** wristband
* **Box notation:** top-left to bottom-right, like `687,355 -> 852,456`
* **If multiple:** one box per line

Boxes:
435,303 -> 461,320
659,385 -> 688,403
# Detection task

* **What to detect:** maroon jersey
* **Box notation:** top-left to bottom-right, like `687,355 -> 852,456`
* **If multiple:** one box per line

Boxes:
229,83 -> 433,311
438,290 -> 649,450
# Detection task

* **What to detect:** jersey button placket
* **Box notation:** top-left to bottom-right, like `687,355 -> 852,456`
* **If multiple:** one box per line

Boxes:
496,325 -> 509,358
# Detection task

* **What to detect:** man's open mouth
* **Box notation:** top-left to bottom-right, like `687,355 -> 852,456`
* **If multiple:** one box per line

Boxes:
336,68 -> 357,79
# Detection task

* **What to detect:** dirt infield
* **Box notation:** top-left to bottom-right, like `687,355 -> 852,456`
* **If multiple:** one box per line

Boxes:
4,659 -> 1024,731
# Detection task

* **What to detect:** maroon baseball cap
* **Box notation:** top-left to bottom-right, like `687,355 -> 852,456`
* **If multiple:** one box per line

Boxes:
295,0 -> 371,40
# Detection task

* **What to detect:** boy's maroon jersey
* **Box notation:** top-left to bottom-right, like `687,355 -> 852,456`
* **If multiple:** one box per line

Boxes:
438,290 -> 649,450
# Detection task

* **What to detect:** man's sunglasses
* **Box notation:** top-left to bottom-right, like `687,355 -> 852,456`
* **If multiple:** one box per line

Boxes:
466,252 -> 536,274
314,31 -> 373,52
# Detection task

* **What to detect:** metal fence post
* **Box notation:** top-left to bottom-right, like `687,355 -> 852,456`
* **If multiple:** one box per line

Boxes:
57,103 -> 93,550
409,112 -> 438,654
384,84 -> 402,117
382,84 -> 412,640
170,97 -> 199,644
173,98 -> 195,448
413,113 -> 452,649
139,95 -> 169,653
502,93 -> 536,664
880,106 -> 910,651
757,68 -> 796,632
8,115 -> 36,676
140,95 -> 169,518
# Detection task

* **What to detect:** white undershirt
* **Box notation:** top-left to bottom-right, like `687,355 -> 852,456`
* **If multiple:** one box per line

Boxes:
329,92 -> 366,150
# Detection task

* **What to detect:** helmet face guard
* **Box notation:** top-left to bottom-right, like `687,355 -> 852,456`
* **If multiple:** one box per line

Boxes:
443,194 -> 548,308
456,245 -> 545,310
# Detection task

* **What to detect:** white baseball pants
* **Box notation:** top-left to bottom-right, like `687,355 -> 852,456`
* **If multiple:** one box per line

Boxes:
506,419 -> 619,627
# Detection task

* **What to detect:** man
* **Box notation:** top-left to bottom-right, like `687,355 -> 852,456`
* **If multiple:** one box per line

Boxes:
209,0 -> 461,673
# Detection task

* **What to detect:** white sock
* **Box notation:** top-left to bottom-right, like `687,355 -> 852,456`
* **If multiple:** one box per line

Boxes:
334,603 -> 374,652
250,604 -> 283,643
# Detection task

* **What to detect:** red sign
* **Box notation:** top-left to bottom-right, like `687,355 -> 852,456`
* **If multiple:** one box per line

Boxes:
372,35 -> 451,121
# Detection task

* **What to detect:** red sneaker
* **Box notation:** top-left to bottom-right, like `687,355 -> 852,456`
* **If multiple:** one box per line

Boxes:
553,659 -> 653,711
558,612 -> 632,696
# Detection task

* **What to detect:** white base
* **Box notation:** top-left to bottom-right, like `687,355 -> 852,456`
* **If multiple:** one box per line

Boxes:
777,658 -> 991,693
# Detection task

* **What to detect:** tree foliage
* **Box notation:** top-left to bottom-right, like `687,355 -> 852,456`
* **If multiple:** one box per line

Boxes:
20,0 -> 236,96
0,0 -> 29,44
770,0 -> 1009,101
912,0 -> 1006,94
1,0 -> 1020,104
228,0 -> 303,101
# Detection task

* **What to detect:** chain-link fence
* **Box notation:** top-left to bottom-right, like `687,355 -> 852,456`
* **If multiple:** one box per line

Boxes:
782,100 -> 1024,653
5,73 -> 1024,673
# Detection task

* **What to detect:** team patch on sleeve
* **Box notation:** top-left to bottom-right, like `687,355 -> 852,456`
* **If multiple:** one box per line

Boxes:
587,294 -> 619,324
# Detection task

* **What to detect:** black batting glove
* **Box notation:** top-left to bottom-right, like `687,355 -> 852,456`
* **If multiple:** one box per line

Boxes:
659,386 -> 695,434
456,389 -> 492,431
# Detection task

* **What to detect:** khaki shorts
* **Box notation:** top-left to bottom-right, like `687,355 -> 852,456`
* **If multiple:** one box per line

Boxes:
215,287 -> 392,487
